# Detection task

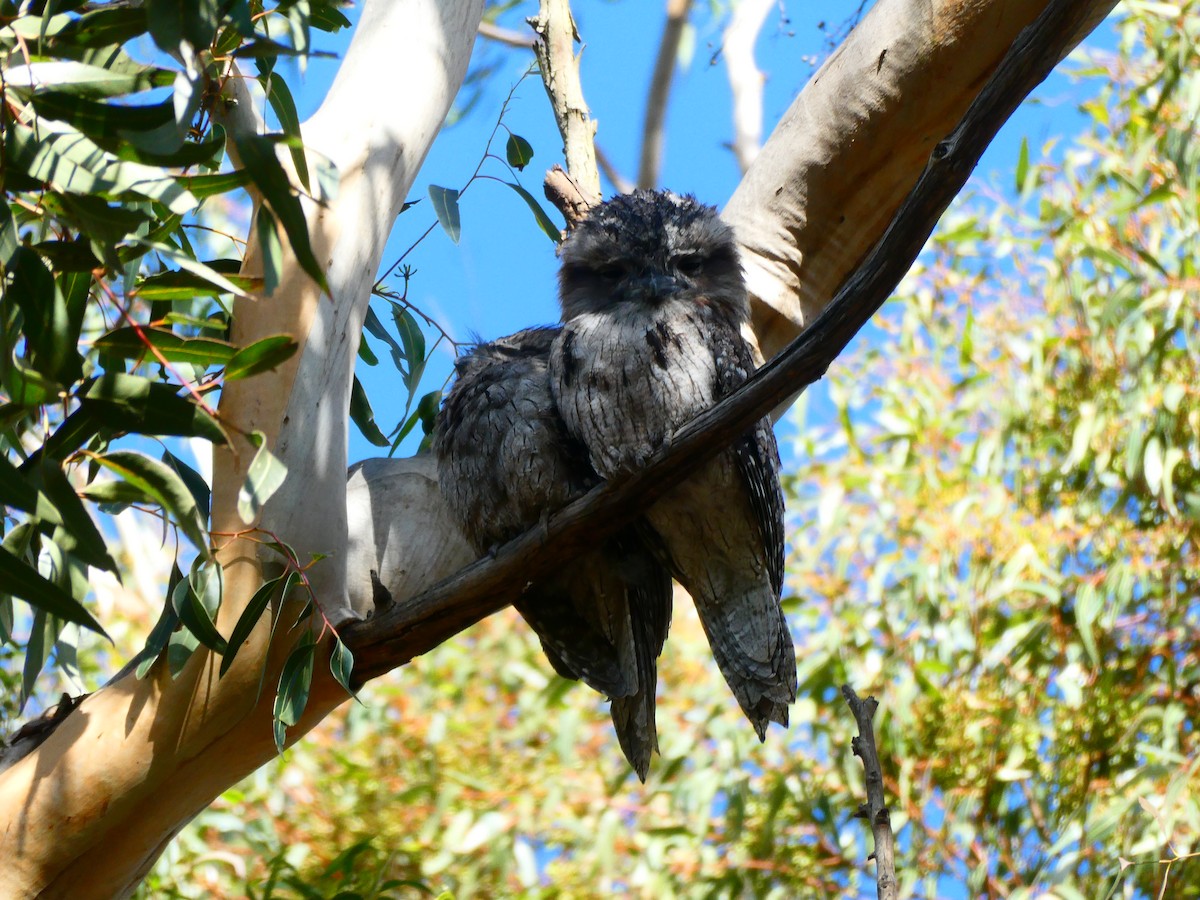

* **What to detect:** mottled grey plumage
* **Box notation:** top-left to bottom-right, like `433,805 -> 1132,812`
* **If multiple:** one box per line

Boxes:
433,327 -> 672,779
550,190 -> 797,738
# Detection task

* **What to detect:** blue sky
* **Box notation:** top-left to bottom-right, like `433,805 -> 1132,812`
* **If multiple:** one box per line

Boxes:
283,2 -> 1118,464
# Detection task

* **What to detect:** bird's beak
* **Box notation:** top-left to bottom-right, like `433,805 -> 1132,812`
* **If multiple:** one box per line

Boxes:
630,272 -> 681,303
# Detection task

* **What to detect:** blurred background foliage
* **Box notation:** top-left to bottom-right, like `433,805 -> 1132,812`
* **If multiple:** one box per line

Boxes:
131,3 -> 1197,897
3,0 -> 1198,898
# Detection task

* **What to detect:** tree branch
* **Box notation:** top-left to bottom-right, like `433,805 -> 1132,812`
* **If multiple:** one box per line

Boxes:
722,0 -> 774,174
345,0 -> 1108,679
637,0 -> 694,189
723,0 -> 1117,360
530,0 -> 602,208
842,686 -> 898,900
478,19 -> 536,49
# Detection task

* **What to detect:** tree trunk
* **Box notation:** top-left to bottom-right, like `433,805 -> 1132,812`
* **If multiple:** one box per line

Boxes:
0,0 -> 1116,896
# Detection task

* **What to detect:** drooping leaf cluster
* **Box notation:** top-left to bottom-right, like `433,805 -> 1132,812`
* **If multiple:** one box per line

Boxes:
356,77 -> 561,457
0,0 -> 350,711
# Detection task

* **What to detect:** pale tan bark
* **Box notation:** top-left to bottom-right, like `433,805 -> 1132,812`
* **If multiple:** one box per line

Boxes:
725,0 -> 1117,359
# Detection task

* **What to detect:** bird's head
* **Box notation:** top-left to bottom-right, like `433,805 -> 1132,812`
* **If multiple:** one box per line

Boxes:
557,190 -> 747,321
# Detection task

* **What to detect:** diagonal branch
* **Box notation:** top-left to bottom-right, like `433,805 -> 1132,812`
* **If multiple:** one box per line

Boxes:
344,0 -> 1111,680
637,0 -> 695,189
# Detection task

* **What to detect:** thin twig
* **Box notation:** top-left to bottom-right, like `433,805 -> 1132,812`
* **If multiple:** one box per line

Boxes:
478,19 -> 536,49
344,0 -> 1110,681
842,686 -> 898,900
637,0 -> 694,189
595,142 -> 634,194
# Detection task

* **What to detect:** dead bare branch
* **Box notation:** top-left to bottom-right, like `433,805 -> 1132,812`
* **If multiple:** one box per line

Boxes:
842,686 -> 898,900
478,19 -> 535,49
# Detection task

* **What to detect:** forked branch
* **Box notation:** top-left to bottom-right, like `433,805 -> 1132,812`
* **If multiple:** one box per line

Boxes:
344,0 -> 1108,678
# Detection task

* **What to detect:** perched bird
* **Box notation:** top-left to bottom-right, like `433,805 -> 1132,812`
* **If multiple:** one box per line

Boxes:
550,189 -> 797,738
433,326 -> 672,779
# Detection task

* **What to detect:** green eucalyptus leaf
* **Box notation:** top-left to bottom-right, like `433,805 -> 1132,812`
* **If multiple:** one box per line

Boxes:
6,120 -> 197,214
505,182 -> 562,244
94,326 -> 238,367
133,563 -> 184,678
261,72 -> 309,191
256,205 -> 284,296
92,450 -> 209,555
391,306 -> 426,393
3,60 -> 172,97
134,266 -> 255,301
350,376 -> 390,447
21,608 -> 63,711
175,167 -> 253,199
161,448 -> 211,524
0,545 -> 106,637
128,240 -> 253,299
505,133 -> 534,170
224,335 -> 298,382
37,461 -> 116,573
173,559 -> 226,654
56,6 -> 149,49
237,430 -> 288,525
146,0 -> 219,53
232,132 -> 327,291
221,575 -> 283,676
330,636 -> 354,695
76,373 -> 226,445
429,185 -> 461,244
274,631 -> 317,751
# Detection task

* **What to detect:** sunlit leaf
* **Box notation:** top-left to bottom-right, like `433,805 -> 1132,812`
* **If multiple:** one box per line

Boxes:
91,450 -> 209,554
224,335 -> 298,382
6,120 -> 197,214
274,631 -> 317,751
237,431 -> 288,525
261,71 -> 309,191
94,327 -> 238,366
429,185 -> 461,243
0,545 -> 106,637
232,132 -> 327,291
134,564 -> 184,678
173,559 -> 226,654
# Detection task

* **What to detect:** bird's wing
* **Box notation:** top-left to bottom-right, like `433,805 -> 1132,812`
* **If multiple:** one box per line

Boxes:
711,324 -> 786,596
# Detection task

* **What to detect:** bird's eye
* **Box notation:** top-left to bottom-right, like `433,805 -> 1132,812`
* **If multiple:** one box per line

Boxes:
675,254 -> 705,277
595,264 -> 625,282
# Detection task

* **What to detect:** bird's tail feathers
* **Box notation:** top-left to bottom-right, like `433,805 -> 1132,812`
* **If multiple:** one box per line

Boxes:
692,585 -> 797,739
